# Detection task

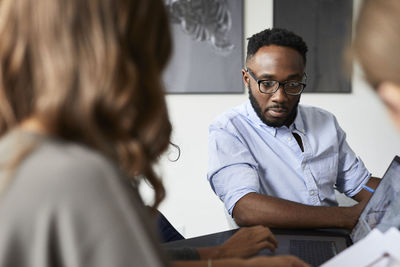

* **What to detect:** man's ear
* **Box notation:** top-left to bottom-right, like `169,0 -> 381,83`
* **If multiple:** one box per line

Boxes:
241,69 -> 250,89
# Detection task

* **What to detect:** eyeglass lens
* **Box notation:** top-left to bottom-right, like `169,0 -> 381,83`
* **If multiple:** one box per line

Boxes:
259,80 -> 304,95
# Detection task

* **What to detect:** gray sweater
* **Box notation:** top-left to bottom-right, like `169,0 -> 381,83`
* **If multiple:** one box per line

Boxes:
0,130 -> 170,267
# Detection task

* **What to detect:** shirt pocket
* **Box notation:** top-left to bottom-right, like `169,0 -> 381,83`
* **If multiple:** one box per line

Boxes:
309,154 -> 339,201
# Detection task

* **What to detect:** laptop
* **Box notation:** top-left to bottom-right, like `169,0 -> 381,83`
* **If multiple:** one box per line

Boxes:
263,155 -> 400,267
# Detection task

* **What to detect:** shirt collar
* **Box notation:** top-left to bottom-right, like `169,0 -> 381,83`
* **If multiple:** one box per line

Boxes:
245,101 -> 306,136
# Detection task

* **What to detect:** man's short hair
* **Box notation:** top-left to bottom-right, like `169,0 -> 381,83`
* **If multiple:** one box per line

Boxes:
246,28 -> 308,65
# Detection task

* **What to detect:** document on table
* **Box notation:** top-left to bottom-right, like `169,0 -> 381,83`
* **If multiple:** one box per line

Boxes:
321,228 -> 400,267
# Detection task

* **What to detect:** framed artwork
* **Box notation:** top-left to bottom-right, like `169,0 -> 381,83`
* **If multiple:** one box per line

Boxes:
163,0 -> 244,94
274,0 -> 353,93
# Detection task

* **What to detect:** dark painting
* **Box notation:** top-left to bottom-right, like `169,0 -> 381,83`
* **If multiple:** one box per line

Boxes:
274,0 -> 353,93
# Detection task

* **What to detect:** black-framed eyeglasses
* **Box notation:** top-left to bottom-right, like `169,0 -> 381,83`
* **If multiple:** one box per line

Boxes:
246,69 -> 307,96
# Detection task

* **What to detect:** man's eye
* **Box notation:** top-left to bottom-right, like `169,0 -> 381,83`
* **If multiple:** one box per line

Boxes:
286,82 -> 301,88
260,80 -> 276,88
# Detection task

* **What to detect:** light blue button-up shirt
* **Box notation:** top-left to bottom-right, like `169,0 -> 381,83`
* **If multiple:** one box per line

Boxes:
207,101 -> 371,215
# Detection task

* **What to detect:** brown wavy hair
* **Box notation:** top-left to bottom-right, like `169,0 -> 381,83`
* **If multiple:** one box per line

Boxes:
352,0 -> 400,88
0,0 -> 172,209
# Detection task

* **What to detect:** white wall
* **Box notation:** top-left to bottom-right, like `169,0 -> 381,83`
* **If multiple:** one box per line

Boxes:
142,0 -> 400,238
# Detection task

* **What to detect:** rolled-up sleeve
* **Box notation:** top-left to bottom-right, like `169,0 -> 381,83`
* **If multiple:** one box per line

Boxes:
335,119 -> 371,197
207,125 -> 260,215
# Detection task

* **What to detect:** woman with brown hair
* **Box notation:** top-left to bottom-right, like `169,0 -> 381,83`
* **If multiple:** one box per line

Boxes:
353,0 -> 400,130
0,0 -> 173,266
0,0 -> 309,266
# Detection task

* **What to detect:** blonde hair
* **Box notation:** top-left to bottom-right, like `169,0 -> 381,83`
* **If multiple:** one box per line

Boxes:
353,0 -> 400,87
0,0 -> 172,209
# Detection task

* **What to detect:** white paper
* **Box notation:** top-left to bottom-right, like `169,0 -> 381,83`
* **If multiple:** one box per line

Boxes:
321,228 -> 400,267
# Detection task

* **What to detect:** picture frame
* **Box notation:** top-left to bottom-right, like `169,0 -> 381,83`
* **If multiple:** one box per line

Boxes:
163,0 -> 244,94
274,0 -> 353,93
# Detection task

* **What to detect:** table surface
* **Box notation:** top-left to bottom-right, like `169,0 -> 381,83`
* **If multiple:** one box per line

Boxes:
164,228 -> 239,248
163,227 -> 351,249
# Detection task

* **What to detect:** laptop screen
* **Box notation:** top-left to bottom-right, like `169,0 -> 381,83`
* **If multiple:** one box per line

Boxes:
351,156 -> 400,242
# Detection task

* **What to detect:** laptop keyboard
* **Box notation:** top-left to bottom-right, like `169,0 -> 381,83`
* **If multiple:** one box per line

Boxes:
289,240 -> 337,267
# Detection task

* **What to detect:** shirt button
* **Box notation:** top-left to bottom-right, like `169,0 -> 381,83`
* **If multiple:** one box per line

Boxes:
288,137 -> 292,141
309,190 -> 315,196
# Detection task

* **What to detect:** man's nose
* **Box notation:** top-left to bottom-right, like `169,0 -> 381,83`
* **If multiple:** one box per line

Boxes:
271,85 -> 288,102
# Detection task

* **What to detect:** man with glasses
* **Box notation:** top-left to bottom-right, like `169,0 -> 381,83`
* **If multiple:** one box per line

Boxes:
207,28 -> 380,229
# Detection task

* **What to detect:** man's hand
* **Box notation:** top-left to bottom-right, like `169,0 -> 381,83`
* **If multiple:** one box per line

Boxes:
197,225 -> 278,259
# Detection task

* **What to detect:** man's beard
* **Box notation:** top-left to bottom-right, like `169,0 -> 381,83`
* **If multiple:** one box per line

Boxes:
248,84 -> 299,128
